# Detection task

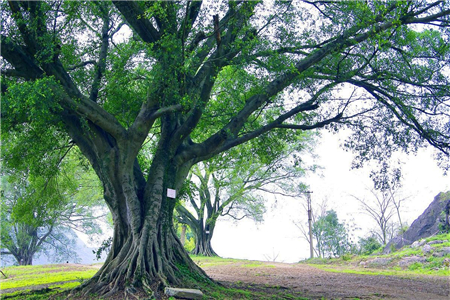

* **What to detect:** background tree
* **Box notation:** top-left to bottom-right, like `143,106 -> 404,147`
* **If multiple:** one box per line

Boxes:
351,186 -> 409,245
312,210 -> 352,258
0,146 -> 105,265
176,137 -> 311,256
1,1 -> 449,297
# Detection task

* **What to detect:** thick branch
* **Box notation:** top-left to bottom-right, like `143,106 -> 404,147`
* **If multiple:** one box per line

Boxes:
112,1 -> 160,44
90,7 -> 110,102
1,35 -> 44,80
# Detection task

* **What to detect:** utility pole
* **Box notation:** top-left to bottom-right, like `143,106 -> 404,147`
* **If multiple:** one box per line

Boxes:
305,191 -> 314,259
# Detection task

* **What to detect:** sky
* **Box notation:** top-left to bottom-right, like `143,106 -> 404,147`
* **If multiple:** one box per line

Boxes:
211,130 -> 450,263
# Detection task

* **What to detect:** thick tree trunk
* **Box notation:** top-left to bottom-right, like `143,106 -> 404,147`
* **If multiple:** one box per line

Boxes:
192,223 -> 218,257
17,255 -> 33,266
72,146 -> 212,298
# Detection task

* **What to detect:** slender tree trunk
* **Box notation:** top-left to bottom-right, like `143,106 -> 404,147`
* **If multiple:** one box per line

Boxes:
180,225 -> 187,246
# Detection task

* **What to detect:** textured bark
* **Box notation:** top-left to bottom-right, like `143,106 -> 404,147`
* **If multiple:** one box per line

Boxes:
180,225 -> 187,246
192,225 -> 218,257
71,145 -> 212,298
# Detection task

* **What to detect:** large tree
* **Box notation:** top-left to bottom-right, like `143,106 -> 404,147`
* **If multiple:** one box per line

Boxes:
1,1 -> 449,297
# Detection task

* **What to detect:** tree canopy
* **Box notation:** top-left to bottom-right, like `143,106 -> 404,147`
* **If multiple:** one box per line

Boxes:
1,1 -> 449,298
312,210 -> 351,258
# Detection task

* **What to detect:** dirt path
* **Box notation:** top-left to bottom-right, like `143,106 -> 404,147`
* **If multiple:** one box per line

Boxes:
201,261 -> 450,300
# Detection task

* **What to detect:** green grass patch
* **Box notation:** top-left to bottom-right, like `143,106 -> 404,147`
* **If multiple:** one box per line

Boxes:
430,241 -> 450,248
0,264 -> 97,290
425,233 -> 450,243
309,263 -> 449,277
242,262 -> 264,268
191,255 -> 240,267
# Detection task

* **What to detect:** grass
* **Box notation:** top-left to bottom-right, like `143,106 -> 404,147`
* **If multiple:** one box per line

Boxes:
310,263 -> 449,277
0,258 -> 307,300
191,255 -> 241,267
0,264 -> 99,300
0,265 -> 98,290
192,255 -> 275,269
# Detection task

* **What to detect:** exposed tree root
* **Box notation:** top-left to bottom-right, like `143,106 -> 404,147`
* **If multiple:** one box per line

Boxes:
68,229 -> 213,299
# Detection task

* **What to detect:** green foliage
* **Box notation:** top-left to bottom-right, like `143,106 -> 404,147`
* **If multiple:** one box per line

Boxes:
407,262 -> 422,271
92,237 -> 112,261
312,210 -> 352,258
438,192 -> 450,233
0,145 -> 106,265
358,235 -> 383,255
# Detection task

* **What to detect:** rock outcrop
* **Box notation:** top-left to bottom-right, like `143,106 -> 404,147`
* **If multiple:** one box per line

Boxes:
383,191 -> 450,253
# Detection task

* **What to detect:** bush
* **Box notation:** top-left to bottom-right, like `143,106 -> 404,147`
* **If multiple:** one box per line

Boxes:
408,262 -> 423,271
342,254 -> 352,261
358,235 -> 382,255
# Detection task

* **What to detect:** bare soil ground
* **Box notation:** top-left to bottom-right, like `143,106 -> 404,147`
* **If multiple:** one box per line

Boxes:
201,260 -> 450,300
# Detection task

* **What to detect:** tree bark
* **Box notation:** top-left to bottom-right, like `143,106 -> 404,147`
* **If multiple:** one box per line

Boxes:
70,142 -> 212,297
180,225 -> 187,246
191,222 -> 218,257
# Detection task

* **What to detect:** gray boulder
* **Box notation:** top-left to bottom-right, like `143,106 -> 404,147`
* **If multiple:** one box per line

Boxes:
364,257 -> 392,267
427,240 -> 443,245
411,239 -> 426,248
422,244 -> 432,254
383,191 -> 450,253
398,256 -> 427,268
432,247 -> 450,257
164,287 -> 203,300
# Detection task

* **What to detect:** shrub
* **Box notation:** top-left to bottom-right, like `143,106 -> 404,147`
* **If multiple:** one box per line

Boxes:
358,235 -> 382,255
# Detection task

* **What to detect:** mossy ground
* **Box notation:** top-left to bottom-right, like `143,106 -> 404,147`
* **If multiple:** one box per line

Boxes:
0,264 -> 100,300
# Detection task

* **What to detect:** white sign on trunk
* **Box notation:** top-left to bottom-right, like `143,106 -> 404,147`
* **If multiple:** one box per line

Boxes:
167,188 -> 176,199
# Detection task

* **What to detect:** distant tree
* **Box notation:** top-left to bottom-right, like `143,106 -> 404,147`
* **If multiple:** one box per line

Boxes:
176,138 -> 311,256
312,210 -> 351,258
0,151 -> 105,265
439,199 -> 450,233
351,186 -> 409,245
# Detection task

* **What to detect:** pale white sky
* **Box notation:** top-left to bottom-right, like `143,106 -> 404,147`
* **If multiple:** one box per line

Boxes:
212,131 -> 450,262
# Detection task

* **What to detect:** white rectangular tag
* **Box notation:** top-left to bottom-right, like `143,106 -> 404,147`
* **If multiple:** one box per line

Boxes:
167,188 -> 176,199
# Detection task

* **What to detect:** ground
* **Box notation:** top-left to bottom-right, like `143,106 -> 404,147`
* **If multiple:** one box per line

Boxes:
196,258 -> 450,300
1,259 -> 449,299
